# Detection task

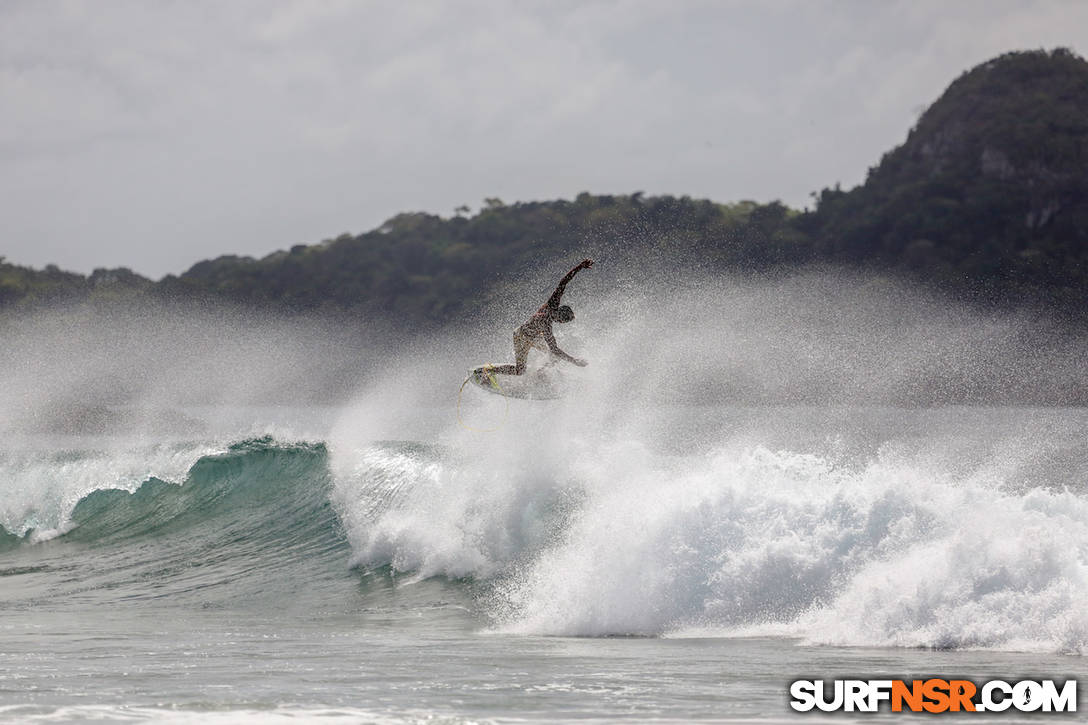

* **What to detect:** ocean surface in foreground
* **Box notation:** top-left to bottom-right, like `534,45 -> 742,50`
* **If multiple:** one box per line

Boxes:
2,404 -> 1086,722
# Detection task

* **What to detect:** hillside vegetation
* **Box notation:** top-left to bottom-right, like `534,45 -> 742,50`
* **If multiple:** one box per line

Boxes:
804,47 -> 1088,311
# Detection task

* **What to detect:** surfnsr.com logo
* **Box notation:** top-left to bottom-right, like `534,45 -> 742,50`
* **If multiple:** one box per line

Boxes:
789,678 -> 1077,713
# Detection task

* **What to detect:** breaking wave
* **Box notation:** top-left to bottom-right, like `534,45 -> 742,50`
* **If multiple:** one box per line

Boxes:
330,407 -> 1088,654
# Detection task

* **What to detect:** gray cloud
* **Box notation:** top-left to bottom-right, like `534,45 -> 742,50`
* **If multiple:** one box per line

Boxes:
1,0 -> 1086,277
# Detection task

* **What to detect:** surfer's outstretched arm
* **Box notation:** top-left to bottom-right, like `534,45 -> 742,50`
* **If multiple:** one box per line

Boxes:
544,330 -> 587,367
547,258 -> 594,309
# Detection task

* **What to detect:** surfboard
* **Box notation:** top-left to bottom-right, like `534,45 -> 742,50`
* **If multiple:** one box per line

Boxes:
467,365 -> 562,400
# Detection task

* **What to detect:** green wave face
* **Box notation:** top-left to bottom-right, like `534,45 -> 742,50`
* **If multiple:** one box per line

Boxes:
0,438 -> 353,610
66,438 -> 332,543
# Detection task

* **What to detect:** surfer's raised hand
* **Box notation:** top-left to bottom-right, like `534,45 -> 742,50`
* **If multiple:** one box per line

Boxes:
549,259 -> 593,308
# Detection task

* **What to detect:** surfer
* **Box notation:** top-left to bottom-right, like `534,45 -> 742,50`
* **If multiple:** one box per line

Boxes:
490,258 -> 594,376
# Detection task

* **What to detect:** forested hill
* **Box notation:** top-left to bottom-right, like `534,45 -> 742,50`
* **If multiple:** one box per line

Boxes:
2,48 -> 1085,324
802,47 -> 1088,312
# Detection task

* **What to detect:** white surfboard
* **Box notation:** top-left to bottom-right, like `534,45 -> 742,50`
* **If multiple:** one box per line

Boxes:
467,365 -> 563,400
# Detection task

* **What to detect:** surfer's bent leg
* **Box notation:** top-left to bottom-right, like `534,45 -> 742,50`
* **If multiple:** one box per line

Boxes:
490,330 -> 531,376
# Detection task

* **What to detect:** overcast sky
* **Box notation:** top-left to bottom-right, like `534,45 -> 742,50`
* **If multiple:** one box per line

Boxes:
2,0 -> 1086,278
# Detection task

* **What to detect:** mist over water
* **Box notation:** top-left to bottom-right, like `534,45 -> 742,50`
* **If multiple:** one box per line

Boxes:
2,268 -> 1082,429
2,267 -> 1086,659
0,305 -> 380,422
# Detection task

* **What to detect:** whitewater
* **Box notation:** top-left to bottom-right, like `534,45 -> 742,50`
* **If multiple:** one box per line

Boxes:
1,272 -> 1086,721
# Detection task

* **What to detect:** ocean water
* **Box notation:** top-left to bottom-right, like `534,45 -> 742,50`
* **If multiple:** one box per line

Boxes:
2,402 -> 1086,722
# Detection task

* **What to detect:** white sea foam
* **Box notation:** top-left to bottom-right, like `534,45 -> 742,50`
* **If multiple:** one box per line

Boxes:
331,425 -> 1088,653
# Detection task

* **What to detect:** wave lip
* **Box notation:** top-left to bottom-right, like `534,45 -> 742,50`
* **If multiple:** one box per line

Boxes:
63,437 -> 332,544
0,441 -> 223,543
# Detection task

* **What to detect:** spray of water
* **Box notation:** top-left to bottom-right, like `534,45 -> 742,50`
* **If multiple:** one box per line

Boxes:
329,268 -> 1088,652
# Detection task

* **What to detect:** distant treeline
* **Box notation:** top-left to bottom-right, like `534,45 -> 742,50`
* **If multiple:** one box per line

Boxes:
3,49 -> 1085,324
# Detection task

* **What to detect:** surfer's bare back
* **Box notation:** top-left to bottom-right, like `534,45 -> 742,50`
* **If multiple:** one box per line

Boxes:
490,258 -> 594,376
